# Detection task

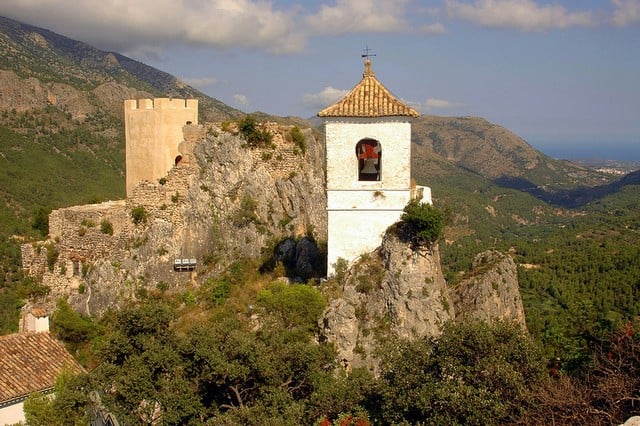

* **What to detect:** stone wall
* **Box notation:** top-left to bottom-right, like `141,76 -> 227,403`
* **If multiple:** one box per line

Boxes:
21,121 -> 327,315
124,98 -> 198,196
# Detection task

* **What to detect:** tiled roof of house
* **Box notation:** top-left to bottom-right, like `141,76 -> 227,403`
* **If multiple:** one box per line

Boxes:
317,60 -> 419,118
0,332 -> 84,403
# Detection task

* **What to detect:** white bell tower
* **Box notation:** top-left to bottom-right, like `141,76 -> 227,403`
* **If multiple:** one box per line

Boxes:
319,58 -> 430,275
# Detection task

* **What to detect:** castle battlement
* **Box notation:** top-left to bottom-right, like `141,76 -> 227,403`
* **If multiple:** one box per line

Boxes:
124,98 -> 198,111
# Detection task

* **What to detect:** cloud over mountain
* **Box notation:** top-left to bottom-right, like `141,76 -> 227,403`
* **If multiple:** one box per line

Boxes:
445,0 -> 595,31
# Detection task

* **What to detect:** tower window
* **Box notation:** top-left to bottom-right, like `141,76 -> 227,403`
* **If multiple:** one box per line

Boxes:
356,139 -> 381,181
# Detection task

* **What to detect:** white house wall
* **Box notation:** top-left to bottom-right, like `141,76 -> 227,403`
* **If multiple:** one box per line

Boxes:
0,401 -> 25,426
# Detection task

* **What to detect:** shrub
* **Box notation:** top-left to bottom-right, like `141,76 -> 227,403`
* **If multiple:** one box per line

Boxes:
45,243 -> 59,272
130,206 -> 148,225
100,220 -> 113,235
32,207 -> 50,237
396,199 -> 445,246
80,219 -> 96,227
238,116 -> 272,147
232,194 -> 259,227
257,282 -> 326,332
289,126 -> 306,154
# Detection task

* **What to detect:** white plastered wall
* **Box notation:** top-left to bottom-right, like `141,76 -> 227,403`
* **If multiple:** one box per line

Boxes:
0,401 -> 26,426
325,117 -> 414,275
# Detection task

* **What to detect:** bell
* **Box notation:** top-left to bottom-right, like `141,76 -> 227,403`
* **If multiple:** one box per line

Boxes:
361,158 -> 378,174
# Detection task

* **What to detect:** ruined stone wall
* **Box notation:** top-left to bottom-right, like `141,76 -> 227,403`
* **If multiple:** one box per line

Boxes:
248,122 -> 305,180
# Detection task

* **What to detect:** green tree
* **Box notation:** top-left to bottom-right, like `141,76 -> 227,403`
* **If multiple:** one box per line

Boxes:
23,370 -> 90,426
376,321 -> 546,425
256,282 -> 326,332
31,207 -> 50,237
51,299 -> 101,356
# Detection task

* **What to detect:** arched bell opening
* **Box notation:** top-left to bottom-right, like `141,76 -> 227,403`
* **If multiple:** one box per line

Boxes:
355,139 -> 381,181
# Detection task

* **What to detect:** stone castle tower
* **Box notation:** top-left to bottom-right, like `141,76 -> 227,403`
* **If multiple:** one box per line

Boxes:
318,60 -> 430,275
124,98 -> 198,196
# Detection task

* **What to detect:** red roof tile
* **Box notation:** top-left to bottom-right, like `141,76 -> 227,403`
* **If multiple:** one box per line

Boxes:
317,60 -> 419,118
0,332 -> 84,403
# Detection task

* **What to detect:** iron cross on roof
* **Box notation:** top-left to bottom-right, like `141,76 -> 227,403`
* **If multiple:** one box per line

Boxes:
361,46 -> 376,60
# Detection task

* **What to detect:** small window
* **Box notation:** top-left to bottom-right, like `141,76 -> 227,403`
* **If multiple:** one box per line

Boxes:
356,139 -> 381,181
175,155 -> 183,165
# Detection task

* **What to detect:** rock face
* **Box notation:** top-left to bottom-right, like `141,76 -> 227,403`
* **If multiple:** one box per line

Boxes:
451,250 -> 526,325
320,233 -> 452,373
320,239 -> 525,373
21,122 -> 326,315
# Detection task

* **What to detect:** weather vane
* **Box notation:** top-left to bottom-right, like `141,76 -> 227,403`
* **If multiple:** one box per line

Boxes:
361,45 -> 376,61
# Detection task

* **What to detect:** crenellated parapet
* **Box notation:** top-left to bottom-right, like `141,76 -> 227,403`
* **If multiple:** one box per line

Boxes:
123,98 -> 198,111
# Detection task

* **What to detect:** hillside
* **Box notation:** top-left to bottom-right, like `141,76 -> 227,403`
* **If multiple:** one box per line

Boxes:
411,115 -> 627,207
0,15 -> 248,238
1,15 -> 640,424
0,16 -> 241,121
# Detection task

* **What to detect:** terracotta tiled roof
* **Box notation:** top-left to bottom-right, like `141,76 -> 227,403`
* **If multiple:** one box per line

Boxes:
0,332 -> 84,403
318,60 -> 419,118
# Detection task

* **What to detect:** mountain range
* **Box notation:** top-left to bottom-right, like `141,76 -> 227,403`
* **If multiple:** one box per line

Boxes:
0,14 -> 638,238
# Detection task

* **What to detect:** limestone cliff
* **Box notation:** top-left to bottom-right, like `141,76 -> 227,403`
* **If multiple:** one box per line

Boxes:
21,122 -> 326,315
320,238 -> 525,373
451,250 -> 526,325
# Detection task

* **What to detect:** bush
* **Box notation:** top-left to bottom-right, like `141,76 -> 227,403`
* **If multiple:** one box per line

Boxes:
130,206 -> 148,225
289,127 -> 306,154
377,321 -> 546,425
232,194 -> 259,227
32,207 -> 50,237
397,199 -> 445,246
100,220 -> 113,235
257,282 -> 326,332
238,116 -> 272,147
45,243 -> 59,272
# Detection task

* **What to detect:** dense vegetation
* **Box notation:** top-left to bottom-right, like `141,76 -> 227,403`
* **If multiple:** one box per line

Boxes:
426,164 -> 640,376
22,259 -> 640,425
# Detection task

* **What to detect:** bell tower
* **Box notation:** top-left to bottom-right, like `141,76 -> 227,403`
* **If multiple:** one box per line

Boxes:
318,58 -> 430,275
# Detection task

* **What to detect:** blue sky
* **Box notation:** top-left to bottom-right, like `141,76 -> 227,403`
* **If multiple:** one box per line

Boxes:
1,0 -> 638,160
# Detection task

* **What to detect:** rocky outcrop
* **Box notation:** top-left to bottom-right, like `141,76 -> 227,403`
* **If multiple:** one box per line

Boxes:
0,70 -> 149,119
22,122 -> 326,315
451,250 -> 526,326
320,233 -> 453,374
320,241 -> 525,373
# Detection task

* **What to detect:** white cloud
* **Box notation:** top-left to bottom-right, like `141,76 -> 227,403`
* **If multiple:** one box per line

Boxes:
0,0 -> 306,56
182,77 -> 217,89
305,0 -> 411,35
611,0 -> 640,26
419,22 -> 447,34
445,0 -> 595,31
302,86 -> 349,110
233,94 -> 249,108
415,97 -> 465,112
